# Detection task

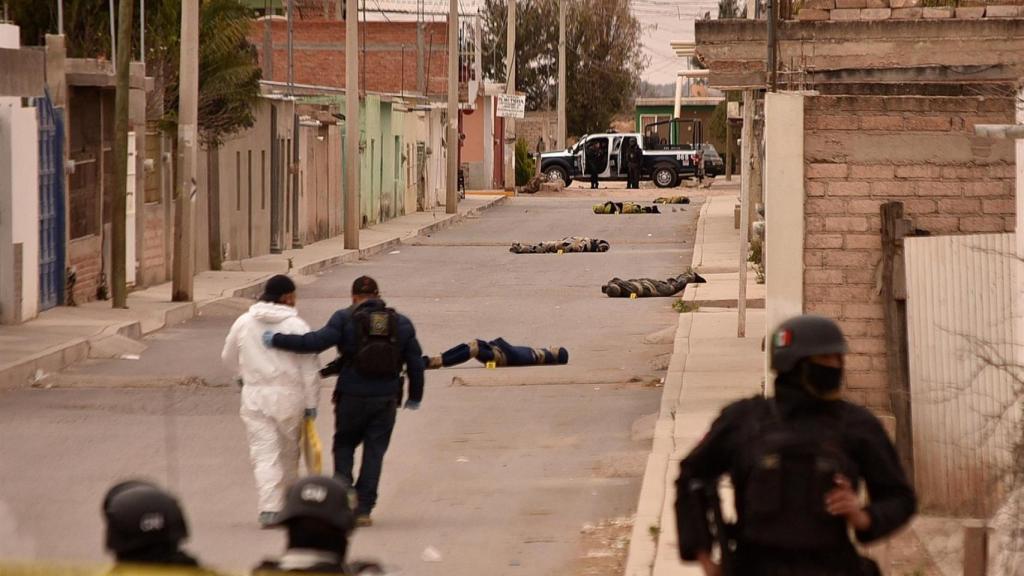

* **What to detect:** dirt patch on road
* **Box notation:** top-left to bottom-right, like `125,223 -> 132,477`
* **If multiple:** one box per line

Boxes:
569,517 -> 634,576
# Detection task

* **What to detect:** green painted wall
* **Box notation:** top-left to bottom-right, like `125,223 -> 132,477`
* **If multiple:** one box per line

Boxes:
302,94 -> 407,229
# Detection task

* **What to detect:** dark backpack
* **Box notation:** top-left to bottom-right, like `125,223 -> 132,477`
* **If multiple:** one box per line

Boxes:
350,306 -> 403,379
736,398 -> 859,552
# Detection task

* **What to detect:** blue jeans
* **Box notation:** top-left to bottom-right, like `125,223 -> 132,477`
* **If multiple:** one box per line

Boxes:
333,395 -> 398,515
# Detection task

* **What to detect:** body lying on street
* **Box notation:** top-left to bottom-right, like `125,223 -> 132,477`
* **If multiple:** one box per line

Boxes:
510,237 -> 610,254
602,272 -> 706,298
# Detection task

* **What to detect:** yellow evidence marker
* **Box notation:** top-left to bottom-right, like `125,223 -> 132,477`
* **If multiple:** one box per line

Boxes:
486,361 -> 497,369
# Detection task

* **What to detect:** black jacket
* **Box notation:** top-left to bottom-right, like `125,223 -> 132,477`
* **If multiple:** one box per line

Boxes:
271,299 -> 425,402
675,384 -> 916,569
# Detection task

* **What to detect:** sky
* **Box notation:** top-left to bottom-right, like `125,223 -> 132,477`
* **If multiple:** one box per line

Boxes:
361,0 -> 712,85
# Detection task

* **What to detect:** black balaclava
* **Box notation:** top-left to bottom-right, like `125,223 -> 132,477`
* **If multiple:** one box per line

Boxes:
774,359 -> 844,416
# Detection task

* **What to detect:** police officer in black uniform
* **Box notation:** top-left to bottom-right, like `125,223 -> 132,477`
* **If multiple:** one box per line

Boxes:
265,276 -> 424,527
102,480 -> 214,575
675,314 -> 916,576
586,140 -> 604,189
625,138 -> 643,189
254,476 -> 383,575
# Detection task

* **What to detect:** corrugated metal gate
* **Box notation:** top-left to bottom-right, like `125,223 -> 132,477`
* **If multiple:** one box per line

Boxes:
36,92 -> 65,310
905,233 -> 1019,515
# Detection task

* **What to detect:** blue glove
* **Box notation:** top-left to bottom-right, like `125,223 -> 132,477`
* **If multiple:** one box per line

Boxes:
262,331 -> 275,348
304,407 -> 317,419
404,400 -> 421,411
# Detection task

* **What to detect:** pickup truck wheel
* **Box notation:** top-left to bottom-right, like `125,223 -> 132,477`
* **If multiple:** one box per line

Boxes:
653,165 -> 679,188
544,165 -> 570,186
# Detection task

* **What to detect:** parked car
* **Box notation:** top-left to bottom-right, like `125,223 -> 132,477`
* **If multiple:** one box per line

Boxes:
702,144 -> 725,177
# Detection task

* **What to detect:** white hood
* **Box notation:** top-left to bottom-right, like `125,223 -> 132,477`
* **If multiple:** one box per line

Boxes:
221,302 -> 321,415
248,301 -> 298,324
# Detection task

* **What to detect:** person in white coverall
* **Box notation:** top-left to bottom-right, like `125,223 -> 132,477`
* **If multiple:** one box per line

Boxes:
221,274 -> 320,528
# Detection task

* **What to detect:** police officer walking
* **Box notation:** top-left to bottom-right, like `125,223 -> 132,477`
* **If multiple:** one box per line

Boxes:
253,476 -> 383,575
264,276 -> 424,527
102,481 -> 215,575
675,315 -> 916,576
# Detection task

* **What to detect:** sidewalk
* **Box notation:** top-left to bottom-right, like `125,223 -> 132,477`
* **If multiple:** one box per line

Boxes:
0,196 -> 506,389
624,190 -> 766,576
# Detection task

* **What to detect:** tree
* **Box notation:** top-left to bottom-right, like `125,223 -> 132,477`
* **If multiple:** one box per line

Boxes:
480,0 -> 646,136
150,0 -> 262,146
10,0 -> 261,146
718,0 -> 747,19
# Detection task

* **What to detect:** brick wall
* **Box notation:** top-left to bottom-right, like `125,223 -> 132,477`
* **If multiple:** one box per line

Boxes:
251,21 -> 449,95
68,235 -> 102,304
802,94 -> 1016,411
141,203 -> 166,287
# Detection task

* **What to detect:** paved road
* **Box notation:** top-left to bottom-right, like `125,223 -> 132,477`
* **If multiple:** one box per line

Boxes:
0,193 -> 702,575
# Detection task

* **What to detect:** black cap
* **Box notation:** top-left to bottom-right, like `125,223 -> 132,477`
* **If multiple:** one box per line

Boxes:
260,274 -> 296,303
351,276 -> 379,296
104,484 -> 189,554
274,476 -> 356,532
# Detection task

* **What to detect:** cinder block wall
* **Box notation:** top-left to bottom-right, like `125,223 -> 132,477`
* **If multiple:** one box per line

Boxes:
802,94 -> 1016,411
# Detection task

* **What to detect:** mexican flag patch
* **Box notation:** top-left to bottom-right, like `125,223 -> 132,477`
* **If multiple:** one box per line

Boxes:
773,329 -> 792,348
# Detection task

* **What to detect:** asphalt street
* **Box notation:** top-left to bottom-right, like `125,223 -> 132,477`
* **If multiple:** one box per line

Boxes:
0,191 -> 702,575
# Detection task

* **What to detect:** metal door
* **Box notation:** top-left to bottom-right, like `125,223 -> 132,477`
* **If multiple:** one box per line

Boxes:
36,92 -> 65,310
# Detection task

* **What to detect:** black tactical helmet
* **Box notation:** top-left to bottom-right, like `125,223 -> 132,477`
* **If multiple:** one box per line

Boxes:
769,314 -> 849,373
104,484 -> 189,555
274,476 -> 356,532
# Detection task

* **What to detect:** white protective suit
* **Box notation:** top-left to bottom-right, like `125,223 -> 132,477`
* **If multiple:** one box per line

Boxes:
221,301 -> 320,514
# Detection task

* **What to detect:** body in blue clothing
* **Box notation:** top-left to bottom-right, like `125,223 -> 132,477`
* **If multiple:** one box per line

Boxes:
266,276 -> 424,523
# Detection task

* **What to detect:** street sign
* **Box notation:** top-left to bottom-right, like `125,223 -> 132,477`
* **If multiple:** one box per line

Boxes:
496,94 -> 526,119
727,101 -> 741,120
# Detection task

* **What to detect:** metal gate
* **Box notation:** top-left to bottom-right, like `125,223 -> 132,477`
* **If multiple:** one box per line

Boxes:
905,233 -> 1019,515
36,92 -> 65,310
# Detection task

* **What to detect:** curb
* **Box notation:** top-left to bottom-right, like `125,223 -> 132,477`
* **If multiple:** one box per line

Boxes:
0,197 -> 507,389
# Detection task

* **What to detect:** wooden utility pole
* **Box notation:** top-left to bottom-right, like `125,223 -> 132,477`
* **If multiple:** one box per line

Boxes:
111,0 -> 134,309
172,0 -> 198,302
556,0 -> 566,149
445,0 -> 458,213
343,0 -> 360,249
880,201 -> 915,483
725,94 -> 733,181
503,0 -> 516,191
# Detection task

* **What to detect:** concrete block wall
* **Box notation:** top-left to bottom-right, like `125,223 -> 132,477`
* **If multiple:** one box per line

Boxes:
802,94 -> 1016,411
797,0 -> 1024,20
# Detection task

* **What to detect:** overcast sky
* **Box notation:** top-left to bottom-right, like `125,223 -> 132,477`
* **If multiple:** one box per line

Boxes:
363,0 -> 712,85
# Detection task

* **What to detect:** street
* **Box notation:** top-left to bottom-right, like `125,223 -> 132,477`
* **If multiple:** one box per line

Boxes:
0,191 -> 702,575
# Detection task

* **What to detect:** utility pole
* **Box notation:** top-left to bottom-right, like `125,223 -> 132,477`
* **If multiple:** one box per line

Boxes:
503,0 -> 516,191
109,0 -> 116,63
445,0 -> 458,213
556,0 -> 566,149
344,0 -> 360,249
172,0 -> 198,302
111,0 -> 134,308
725,95 -> 733,181
288,0 -> 294,93
58,0 -> 64,35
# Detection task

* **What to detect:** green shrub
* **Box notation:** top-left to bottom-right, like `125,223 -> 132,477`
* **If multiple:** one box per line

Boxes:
515,138 -> 536,186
